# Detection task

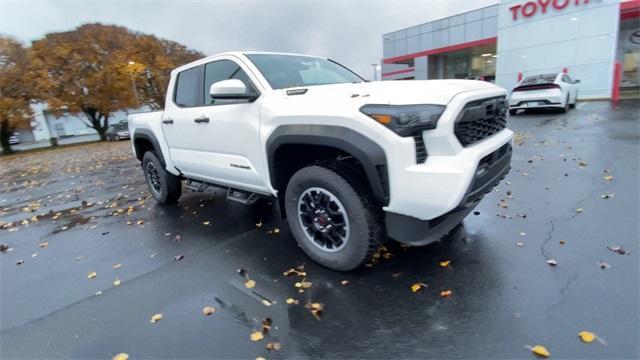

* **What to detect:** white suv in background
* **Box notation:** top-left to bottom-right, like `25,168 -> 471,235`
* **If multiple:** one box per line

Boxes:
509,73 -> 580,114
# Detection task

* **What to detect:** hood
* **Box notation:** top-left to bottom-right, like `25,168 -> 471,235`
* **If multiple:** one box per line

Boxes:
280,80 -> 502,106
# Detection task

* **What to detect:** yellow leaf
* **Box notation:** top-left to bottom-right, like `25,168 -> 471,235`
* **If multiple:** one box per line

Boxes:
202,221 -> 210,225
578,331 -> 596,343
531,345 -> 550,357
273,228 -> 280,234
113,278 -> 121,286
150,313 -> 162,323
285,298 -> 299,305
250,331 -> 264,341
87,271 -> 97,279
603,175 -> 614,181
440,290 -> 453,297
245,279 -> 256,288
439,260 -> 451,267
202,306 -> 215,316
410,283 -> 425,292
113,353 -> 129,360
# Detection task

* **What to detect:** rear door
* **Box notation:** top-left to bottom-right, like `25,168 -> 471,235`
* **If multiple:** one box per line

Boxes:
162,58 -> 269,193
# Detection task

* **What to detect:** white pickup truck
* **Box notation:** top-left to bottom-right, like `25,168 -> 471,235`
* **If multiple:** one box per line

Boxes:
129,51 -> 513,271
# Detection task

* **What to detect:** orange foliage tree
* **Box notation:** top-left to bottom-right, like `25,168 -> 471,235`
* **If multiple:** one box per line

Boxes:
0,37 -> 35,154
29,24 -> 203,140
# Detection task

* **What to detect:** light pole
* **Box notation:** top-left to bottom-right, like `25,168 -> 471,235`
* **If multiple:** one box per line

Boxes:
127,61 -> 140,108
371,63 -> 378,81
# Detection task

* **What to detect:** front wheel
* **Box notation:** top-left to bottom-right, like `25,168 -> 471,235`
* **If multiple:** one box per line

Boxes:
284,162 -> 382,271
142,151 -> 182,204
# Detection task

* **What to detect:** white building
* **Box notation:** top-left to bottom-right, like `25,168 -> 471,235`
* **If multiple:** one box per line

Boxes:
382,0 -> 639,100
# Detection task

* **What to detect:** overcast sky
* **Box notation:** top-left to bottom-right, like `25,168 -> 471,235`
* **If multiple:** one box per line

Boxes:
0,0 -> 498,78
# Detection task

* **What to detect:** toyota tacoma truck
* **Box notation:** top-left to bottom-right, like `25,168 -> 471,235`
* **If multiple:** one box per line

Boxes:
128,51 -> 513,271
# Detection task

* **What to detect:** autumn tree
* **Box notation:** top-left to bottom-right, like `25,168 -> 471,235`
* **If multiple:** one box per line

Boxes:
128,34 -> 203,109
0,37 -> 35,154
29,23 -> 203,141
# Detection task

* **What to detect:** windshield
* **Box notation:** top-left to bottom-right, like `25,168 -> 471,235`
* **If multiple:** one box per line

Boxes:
522,74 -> 557,85
246,54 -> 364,90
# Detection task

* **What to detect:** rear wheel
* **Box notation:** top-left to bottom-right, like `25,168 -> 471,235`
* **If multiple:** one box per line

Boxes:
284,161 -> 382,271
509,109 -> 517,116
142,151 -> 182,204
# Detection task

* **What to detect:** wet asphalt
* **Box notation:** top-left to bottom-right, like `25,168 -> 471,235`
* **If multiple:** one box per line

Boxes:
0,100 -> 638,359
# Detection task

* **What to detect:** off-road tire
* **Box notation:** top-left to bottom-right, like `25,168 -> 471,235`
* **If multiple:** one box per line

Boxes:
284,161 -> 383,271
142,151 -> 182,204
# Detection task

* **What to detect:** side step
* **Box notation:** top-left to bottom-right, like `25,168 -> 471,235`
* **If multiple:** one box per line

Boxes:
185,179 -> 260,205
226,189 -> 259,205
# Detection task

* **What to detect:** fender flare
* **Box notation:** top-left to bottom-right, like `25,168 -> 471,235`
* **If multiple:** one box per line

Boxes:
132,128 -> 167,167
266,125 -> 389,205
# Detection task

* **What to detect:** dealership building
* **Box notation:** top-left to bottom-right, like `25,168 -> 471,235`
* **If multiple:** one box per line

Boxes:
381,0 -> 640,100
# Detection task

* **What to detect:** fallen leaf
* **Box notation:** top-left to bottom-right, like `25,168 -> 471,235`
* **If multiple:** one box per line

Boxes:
340,280 -> 349,285
578,331 -> 596,343
113,263 -> 122,269
528,344 -> 551,358
439,260 -> 451,267
546,259 -> 558,266
410,282 -> 426,292
516,241 -> 524,247
305,302 -> 324,320
575,208 -> 583,213
150,313 -> 163,323
87,271 -> 97,279
440,290 -> 453,297
136,219 -> 144,225
559,240 -> 566,245
95,291 -> 102,296
266,342 -> 281,351
202,221 -> 210,225
113,278 -> 121,286
261,299 -> 272,306
299,280 -> 312,289
285,298 -> 299,305
607,246 -> 630,255
598,261 -> 611,269
256,357 -> 266,360
603,175 -> 614,181
202,306 -> 216,316
255,220 -> 262,227
39,242 -> 48,248
245,279 -> 256,288
174,254 -> 184,261
112,353 -> 129,360
273,228 -> 280,234
250,331 -> 264,342
578,160 -> 588,167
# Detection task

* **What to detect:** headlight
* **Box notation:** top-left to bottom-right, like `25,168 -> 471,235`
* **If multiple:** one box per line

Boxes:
359,104 -> 445,137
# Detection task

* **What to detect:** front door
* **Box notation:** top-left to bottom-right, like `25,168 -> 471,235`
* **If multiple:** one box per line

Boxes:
162,58 -> 269,193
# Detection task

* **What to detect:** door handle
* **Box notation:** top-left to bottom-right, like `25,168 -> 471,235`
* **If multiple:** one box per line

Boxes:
194,116 -> 210,123
162,119 -> 174,124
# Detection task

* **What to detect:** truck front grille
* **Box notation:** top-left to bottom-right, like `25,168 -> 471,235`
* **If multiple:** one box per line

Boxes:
414,134 -> 427,163
454,96 -> 507,147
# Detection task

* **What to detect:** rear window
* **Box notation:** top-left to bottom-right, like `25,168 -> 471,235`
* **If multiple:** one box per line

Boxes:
175,66 -> 200,107
521,74 -> 557,85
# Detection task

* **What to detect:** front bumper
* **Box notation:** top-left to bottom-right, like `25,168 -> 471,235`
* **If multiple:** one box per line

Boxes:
385,142 -> 512,246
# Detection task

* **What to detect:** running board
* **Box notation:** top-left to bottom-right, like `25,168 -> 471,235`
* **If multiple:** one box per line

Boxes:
185,179 -> 260,205
226,188 -> 259,205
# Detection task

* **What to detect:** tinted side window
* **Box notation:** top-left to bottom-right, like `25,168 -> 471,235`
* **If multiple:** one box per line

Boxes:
204,60 -> 256,105
175,66 -> 200,107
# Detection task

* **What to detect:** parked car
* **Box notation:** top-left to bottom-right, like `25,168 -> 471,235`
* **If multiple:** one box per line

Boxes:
465,74 -> 495,83
509,73 -> 580,114
8,133 -> 20,145
128,51 -> 513,271
105,123 -> 130,141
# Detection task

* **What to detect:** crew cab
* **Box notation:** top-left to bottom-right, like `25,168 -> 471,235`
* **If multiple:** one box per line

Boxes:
129,51 -> 513,271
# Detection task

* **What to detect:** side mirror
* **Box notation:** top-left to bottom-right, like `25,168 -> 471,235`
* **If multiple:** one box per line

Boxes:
574,79 -> 581,84
210,79 -> 257,100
